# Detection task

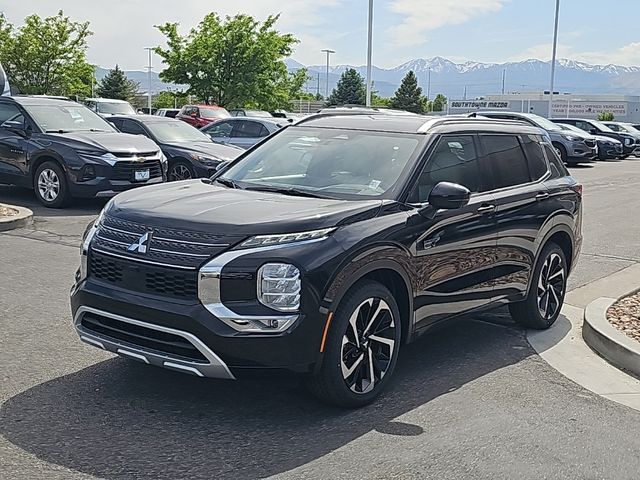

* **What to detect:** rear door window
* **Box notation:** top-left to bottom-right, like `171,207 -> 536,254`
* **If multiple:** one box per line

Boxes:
480,134 -> 531,189
521,135 -> 548,181
232,120 -> 265,138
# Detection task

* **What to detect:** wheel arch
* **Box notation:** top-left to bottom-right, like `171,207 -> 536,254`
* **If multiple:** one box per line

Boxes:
322,247 -> 415,345
526,224 -> 575,297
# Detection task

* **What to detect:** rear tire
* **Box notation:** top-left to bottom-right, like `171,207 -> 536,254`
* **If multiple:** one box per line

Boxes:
305,281 -> 402,408
509,243 -> 567,330
33,161 -> 71,208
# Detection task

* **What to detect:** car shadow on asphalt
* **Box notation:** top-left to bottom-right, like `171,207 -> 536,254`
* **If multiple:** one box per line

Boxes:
0,314 -> 533,480
0,185 -> 107,218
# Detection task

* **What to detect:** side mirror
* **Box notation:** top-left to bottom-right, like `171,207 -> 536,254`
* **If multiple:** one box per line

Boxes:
215,161 -> 229,172
427,182 -> 471,210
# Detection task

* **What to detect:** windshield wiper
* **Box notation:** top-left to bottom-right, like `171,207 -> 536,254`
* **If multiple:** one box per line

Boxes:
214,177 -> 241,189
45,129 -> 71,133
243,185 -> 324,198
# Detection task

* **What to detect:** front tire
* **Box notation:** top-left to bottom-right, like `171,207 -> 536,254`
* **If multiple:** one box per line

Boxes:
33,161 -> 71,208
509,243 -> 567,330
168,160 -> 195,181
553,143 -> 568,164
306,281 -> 402,407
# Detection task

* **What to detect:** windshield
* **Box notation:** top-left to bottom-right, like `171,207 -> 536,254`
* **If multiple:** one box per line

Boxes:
221,127 -> 422,199
145,120 -> 211,143
559,124 -> 586,135
590,120 -> 615,133
619,123 -> 640,134
201,108 -> 229,119
528,114 -> 563,131
97,102 -> 136,115
26,104 -> 116,132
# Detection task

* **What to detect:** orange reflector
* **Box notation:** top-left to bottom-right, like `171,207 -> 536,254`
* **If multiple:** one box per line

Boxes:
319,312 -> 334,353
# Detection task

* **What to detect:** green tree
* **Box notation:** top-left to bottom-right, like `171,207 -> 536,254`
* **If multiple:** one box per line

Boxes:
153,90 -> 188,109
327,68 -> 366,106
431,93 -> 447,112
0,11 -> 93,96
598,111 -> 615,121
390,71 -> 423,113
371,92 -> 391,108
95,65 -> 140,101
155,13 -> 298,109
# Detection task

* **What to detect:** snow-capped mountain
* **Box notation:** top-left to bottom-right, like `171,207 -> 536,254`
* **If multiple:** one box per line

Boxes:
297,57 -> 640,99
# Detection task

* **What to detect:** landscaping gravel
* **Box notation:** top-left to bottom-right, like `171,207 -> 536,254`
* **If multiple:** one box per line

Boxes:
608,291 -> 640,342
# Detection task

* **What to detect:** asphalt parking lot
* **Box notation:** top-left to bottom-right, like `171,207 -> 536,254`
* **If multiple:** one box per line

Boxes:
1,159 -> 640,479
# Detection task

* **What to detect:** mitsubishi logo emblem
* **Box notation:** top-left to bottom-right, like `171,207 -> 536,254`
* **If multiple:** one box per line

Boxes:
128,231 -> 152,254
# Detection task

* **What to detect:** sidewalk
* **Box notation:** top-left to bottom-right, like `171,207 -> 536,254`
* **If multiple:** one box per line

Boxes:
528,263 -> 640,411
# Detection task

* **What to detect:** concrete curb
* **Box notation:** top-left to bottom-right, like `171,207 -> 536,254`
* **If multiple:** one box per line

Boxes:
0,203 -> 33,232
583,296 -> 640,379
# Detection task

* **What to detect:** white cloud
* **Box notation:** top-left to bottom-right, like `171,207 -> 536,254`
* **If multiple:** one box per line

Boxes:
2,0 -> 342,69
509,41 -> 640,66
387,0 -> 509,47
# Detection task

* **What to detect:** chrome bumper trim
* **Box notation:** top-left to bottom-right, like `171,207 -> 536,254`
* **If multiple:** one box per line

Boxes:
73,305 -> 236,380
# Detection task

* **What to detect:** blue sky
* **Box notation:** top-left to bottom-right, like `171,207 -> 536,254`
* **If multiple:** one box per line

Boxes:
2,0 -> 640,69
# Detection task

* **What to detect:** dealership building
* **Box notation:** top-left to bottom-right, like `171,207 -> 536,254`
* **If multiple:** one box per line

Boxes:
447,93 -> 640,123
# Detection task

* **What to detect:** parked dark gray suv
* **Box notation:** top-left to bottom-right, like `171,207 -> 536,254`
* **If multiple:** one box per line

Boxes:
0,96 -> 166,207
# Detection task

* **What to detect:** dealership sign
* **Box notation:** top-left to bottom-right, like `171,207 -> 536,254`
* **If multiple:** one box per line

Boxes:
551,101 -> 627,117
450,101 -> 510,110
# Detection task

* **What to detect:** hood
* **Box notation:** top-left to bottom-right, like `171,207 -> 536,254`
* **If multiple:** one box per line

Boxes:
108,180 -> 382,236
594,135 -> 621,144
162,141 -> 242,162
45,131 -> 160,153
556,130 -> 594,141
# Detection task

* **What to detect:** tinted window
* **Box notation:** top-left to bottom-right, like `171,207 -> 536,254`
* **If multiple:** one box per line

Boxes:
204,121 -> 233,137
521,135 -> 548,180
410,135 -> 482,202
232,120 -> 264,138
0,103 -> 22,124
120,119 -> 147,136
259,125 -> 270,137
481,135 -> 530,188
543,144 -> 569,179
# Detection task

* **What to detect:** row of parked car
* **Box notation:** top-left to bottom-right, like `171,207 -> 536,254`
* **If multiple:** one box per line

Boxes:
0,96 -> 298,207
0,95 -> 637,209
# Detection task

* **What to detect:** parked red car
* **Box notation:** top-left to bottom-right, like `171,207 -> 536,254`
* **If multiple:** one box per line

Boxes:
176,104 -> 230,128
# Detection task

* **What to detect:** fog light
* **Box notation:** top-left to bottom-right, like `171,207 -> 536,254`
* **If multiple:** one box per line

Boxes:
258,263 -> 301,312
82,165 -> 96,180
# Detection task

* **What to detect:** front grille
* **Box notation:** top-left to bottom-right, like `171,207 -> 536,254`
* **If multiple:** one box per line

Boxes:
90,251 -> 198,300
113,151 -> 158,159
111,160 -> 163,181
80,311 -> 207,362
93,215 -> 238,269
585,139 -> 596,148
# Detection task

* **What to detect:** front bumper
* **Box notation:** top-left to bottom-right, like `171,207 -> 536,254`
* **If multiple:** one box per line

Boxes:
567,142 -> 597,161
69,175 -> 165,198
70,277 -> 326,378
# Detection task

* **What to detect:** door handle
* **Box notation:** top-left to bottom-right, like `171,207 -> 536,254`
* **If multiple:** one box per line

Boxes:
535,192 -> 550,201
477,205 -> 496,215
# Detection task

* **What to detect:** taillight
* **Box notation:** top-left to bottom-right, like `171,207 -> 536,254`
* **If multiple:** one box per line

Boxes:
572,184 -> 583,195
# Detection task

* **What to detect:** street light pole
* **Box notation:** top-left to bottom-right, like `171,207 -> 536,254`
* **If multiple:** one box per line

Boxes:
321,49 -> 335,100
548,0 -> 560,118
365,0 -> 374,107
427,67 -> 431,112
145,47 -> 153,114
502,68 -> 506,95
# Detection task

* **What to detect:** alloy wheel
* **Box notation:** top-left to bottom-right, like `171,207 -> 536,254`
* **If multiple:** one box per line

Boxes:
169,164 -> 193,181
536,252 -> 565,320
37,168 -> 60,202
340,298 -> 396,394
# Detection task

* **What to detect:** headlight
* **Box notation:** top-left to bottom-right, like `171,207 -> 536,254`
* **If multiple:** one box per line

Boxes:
189,153 -> 219,165
239,227 -> 335,249
624,138 -> 633,145
258,263 -> 301,312
562,134 -> 581,142
159,151 -> 167,164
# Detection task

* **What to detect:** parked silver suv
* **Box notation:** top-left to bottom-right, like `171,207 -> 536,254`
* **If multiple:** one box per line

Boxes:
469,111 -> 596,165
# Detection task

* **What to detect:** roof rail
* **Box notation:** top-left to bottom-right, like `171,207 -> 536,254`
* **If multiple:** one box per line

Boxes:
417,116 -> 532,133
293,109 -> 387,126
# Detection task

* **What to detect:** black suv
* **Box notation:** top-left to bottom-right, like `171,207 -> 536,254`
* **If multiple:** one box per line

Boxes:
0,96 -> 166,207
70,114 -> 582,407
